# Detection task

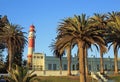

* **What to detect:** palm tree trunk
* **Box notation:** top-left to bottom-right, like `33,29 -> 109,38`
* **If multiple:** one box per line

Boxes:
100,50 -> 104,74
66,46 -> 72,76
113,43 -> 118,74
78,41 -> 86,82
84,47 -> 88,76
59,56 -> 62,75
114,51 -> 118,74
8,40 -> 13,71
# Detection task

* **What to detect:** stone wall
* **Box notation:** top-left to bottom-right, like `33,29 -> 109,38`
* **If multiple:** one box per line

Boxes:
31,70 -> 79,76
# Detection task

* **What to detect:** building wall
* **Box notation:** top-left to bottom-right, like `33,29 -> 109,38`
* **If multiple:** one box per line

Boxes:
32,53 -> 120,72
31,70 -> 79,76
32,53 -> 45,70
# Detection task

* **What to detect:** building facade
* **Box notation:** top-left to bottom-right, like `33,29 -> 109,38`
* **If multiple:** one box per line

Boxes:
32,53 -> 120,72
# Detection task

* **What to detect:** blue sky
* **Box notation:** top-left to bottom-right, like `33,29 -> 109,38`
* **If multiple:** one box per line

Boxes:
0,0 -> 120,59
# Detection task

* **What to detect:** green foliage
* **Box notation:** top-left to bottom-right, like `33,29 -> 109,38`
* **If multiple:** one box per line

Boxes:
0,61 -> 4,67
0,61 -> 7,73
5,64 -> 40,82
108,74 -> 120,82
38,76 -> 79,82
0,15 -> 8,50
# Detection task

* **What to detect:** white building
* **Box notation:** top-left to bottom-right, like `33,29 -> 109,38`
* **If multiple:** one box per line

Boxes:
32,53 -> 120,72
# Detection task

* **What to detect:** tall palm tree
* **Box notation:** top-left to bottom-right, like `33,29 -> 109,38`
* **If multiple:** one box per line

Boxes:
57,14 -> 106,82
50,36 -> 74,76
84,43 -> 95,76
53,49 -> 63,75
0,23 -> 27,70
90,13 -> 108,74
107,11 -> 120,74
50,40 -> 65,75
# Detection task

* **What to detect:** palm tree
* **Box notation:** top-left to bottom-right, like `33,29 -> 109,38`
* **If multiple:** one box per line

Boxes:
50,37 -> 74,76
84,44 -> 94,76
0,23 -> 27,70
57,14 -> 106,82
97,43 -> 107,74
0,15 -> 9,50
107,11 -> 120,74
5,64 -> 40,82
50,40 -> 65,75
90,13 -> 108,74
53,49 -> 63,75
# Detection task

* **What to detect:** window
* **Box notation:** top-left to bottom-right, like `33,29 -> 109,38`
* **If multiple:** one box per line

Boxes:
37,65 -> 39,68
33,65 -> 36,70
34,56 -> 36,58
53,64 -> 57,70
33,65 -> 36,68
97,64 -> 99,71
41,56 -> 43,59
105,64 -> 107,70
48,64 -> 52,70
40,65 -> 43,70
112,65 -> 114,71
72,64 -> 75,70
64,64 -> 67,70
88,64 -> 91,71
37,56 -> 40,58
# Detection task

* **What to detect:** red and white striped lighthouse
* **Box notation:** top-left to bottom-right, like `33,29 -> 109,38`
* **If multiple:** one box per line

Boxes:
27,25 -> 35,68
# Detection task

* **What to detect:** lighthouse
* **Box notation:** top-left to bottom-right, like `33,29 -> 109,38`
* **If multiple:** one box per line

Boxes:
27,25 -> 35,68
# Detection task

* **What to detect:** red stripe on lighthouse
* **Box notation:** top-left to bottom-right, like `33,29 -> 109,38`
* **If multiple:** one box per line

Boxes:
28,38 -> 35,47
27,54 -> 32,58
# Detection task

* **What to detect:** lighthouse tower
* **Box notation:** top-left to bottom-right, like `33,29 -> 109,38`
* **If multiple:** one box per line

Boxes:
27,25 -> 35,68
